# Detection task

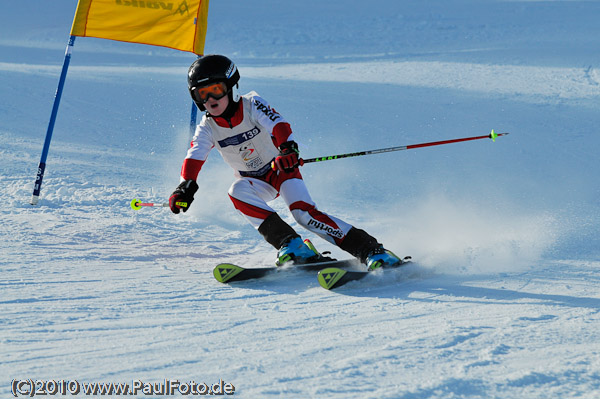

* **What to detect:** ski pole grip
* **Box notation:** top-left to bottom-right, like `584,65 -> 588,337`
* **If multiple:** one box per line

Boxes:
270,158 -> 305,171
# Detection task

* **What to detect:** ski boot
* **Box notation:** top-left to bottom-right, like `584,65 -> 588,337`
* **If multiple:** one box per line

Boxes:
366,246 -> 402,271
277,237 -> 334,266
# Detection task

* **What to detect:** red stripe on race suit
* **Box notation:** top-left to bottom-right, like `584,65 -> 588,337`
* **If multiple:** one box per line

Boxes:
229,194 -> 274,221
181,158 -> 205,181
260,167 -> 302,191
272,122 -> 293,147
289,201 -> 344,245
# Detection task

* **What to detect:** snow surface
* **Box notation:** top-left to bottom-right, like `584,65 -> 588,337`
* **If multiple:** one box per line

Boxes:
2,0 -> 600,398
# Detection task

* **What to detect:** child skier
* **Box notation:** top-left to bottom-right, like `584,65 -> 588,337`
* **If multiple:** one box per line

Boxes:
169,54 -> 401,270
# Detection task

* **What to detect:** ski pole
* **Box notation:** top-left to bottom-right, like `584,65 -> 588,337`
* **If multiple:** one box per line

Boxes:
130,198 -> 171,210
300,129 -> 508,165
139,130 -> 508,210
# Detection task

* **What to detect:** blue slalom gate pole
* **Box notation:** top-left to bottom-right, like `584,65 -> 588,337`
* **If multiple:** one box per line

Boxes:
31,35 -> 76,205
189,101 -> 197,137
188,55 -> 200,138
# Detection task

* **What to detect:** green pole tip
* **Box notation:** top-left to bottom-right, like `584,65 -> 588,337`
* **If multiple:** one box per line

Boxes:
490,129 -> 498,142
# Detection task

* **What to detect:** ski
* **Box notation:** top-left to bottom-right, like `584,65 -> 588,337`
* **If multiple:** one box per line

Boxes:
317,256 -> 412,290
213,258 -> 360,284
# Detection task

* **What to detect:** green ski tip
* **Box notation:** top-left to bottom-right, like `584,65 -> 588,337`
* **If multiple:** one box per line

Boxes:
490,129 -> 498,142
318,267 -> 348,290
213,264 -> 244,283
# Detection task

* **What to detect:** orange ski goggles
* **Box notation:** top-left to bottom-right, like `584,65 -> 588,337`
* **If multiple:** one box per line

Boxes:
192,82 -> 228,103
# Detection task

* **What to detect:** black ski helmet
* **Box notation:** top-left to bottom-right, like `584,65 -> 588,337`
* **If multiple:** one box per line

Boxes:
188,54 -> 240,111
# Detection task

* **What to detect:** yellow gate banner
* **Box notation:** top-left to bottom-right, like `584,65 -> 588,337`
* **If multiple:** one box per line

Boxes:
71,0 -> 209,55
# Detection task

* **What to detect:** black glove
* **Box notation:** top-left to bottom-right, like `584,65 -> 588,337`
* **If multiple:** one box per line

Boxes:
169,179 -> 199,214
273,141 -> 301,173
